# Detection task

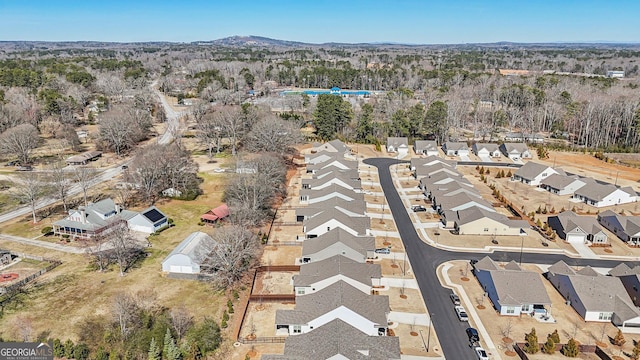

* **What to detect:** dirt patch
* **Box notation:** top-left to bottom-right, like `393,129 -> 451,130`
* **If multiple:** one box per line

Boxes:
461,277 -> 470,281
410,331 -> 418,336
477,305 -> 486,310
505,350 -> 517,357
400,294 -> 407,299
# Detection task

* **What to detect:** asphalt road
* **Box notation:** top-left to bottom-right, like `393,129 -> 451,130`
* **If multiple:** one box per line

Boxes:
365,157 -> 639,360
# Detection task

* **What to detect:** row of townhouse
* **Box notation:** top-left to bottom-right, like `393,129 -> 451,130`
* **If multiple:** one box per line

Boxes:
413,156 -> 529,236
264,140 -> 402,359
387,136 -> 532,160
472,256 -> 640,332
513,161 -> 637,208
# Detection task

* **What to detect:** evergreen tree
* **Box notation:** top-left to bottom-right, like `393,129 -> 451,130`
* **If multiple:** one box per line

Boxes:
562,338 -> 579,357
542,335 -> 556,354
73,344 -> 90,360
549,329 -> 560,343
524,327 -> 539,354
163,329 -> 182,360
148,337 -> 161,360
424,101 -> 448,143
95,347 -> 109,360
63,339 -> 75,359
313,94 -> 353,140
227,299 -> 234,314
355,104 -> 374,143
53,339 -> 64,358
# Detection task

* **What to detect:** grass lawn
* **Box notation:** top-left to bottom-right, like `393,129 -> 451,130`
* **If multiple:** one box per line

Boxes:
0,171 -> 234,343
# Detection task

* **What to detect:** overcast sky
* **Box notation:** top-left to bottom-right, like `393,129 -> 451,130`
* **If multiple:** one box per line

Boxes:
1,0 -> 639,44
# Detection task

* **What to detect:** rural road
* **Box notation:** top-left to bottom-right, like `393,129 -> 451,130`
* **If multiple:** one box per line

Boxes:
150,79 -> 185,145
365,157 -> 639,360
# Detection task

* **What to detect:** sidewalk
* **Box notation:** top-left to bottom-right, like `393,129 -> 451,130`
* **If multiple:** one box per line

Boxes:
438,262 -> 503,360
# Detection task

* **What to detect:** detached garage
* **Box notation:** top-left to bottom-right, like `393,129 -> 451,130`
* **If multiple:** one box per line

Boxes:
162,232 -> 215,274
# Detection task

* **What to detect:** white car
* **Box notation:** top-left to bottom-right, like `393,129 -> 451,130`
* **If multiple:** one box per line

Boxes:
474,346 -> 489,360
455,306 -> 469,321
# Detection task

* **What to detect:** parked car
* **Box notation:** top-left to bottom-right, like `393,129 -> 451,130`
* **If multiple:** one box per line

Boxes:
466,327 -> 480,344
5,161 -> 18,166
411,205 -> 427,212
455,306 -> 469,321
121,165 -> 129,170
374,248 -> 390,254
474,346 -> 489,360
449,293 -> 461,305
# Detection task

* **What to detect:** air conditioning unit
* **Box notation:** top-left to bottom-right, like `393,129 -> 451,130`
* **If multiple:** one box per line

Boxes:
565,300 -> 571,306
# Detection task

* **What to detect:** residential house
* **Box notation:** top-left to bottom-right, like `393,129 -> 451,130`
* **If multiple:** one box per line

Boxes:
161,232 -> 214,274
414,140 -> 439,157
0,250 -> 12,266
504,132 -> 524,142
573,183 -> 636,208
609,264 -> 640,307
598,210 -> 640,245
312,139 -> 351,154
300,228 -> 375,264
305,151 -> 340,165
442,142 -> 470,157
301,173 -> 362,192
540,174 -> 587,196
262,319 -> 401,360
546,261 -> 640,330
414,162 -> 461,179
306,158 -> 358,174
312,166 -> 360,181
548,211 -> 608,244
410,156 -> 456,171
419,172 -> 473,193
294,255 -> 381,295
500,143 -> 532,160
427,182 -> 481,203
275,281 -> 390,336
200,204 -> 230,225
65,151 -> 102,166
472,143 -> 501,158
525,133 -> 545,144
473,257 -> 551,316
386,137 -> 409,157
296,198 -> 367,222
303,210 -> 370,238
607,71 -> 625,78
53,198 -> 167,239
512,162 -> 562,186
434,192 -> 495,214
447,207 -> 529,236
299,185 -> 364,204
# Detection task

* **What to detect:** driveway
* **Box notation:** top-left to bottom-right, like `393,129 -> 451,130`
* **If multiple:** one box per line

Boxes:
364,157 -> 640,360
479,155 -> 492,162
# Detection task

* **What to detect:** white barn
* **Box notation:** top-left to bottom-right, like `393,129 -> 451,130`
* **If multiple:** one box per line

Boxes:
162,232 -> 214,274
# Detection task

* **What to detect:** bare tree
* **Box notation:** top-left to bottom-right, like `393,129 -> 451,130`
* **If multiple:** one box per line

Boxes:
112,292 -> 139,338
98,105 -> 152,156
47,162 -> 71,211
216,107 -> 245,156
195,112 -> 223,158
73,166 -> 98,206
127,144 -> 199,204
0,123 -> 40,164
97,74 -> 126,101
201,225 -> 259,288
245,116 -> 304,155
11,173 -> 50,223
170,306 -> 193,341
0,104 -> 25,133
12,315 -> 33,342
109,222 -> 144,276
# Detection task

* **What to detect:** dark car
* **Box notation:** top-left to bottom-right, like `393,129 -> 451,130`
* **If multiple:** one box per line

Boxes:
411,205 -> 427,212
121,165 -> 129,170
466,327 -> 480,343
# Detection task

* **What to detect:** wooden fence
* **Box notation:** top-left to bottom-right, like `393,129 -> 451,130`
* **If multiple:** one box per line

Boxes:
237,336 -> 286,345
0,254 -> 62,307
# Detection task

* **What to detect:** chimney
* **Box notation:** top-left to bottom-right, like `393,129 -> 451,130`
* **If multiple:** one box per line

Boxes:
115,203 -> 121,214
79,206 -> 86,224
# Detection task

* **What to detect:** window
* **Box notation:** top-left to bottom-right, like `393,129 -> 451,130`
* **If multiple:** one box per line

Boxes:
506,307 -> 515,314
296,288 -> 305,295
483,228 -> 489,232
598,313 -> 612,321
292,325 -> 302,333
522,304 -> 531,312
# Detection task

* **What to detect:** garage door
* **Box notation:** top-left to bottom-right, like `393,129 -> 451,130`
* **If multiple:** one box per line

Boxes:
170,265 -> 194,273
566,234 -> 585,243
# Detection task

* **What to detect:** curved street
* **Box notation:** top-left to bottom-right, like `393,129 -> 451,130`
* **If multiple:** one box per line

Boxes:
365,157 -> 640,360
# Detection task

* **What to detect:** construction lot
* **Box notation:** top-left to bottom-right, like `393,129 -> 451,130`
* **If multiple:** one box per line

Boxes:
444,260 -> 640,359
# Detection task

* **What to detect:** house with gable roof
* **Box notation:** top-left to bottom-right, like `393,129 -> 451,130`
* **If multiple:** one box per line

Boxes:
275,281 -> 390,336
540,174 -> 587,195
546,261 -> 640,330
500,143 -> 532,160
548,210 -> 608,244
293,255 -> 381,295
442,142 -> 469,157
473,256 -> 551,316
311,139 -> 351,154
609,264 -> 640,307
299,185 -> 364,204
472,143 -> 501,158
303,210 -> 370,238
262,319 -> 401,360
300,228 -> 375,263
306,158 -> 358,174
573,182 -> 636,208
386,137 -> 409,157
512,161 -> 562,186
414,140 -> 439,157
447,207 -> 529,235
598,210 -> 640,245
